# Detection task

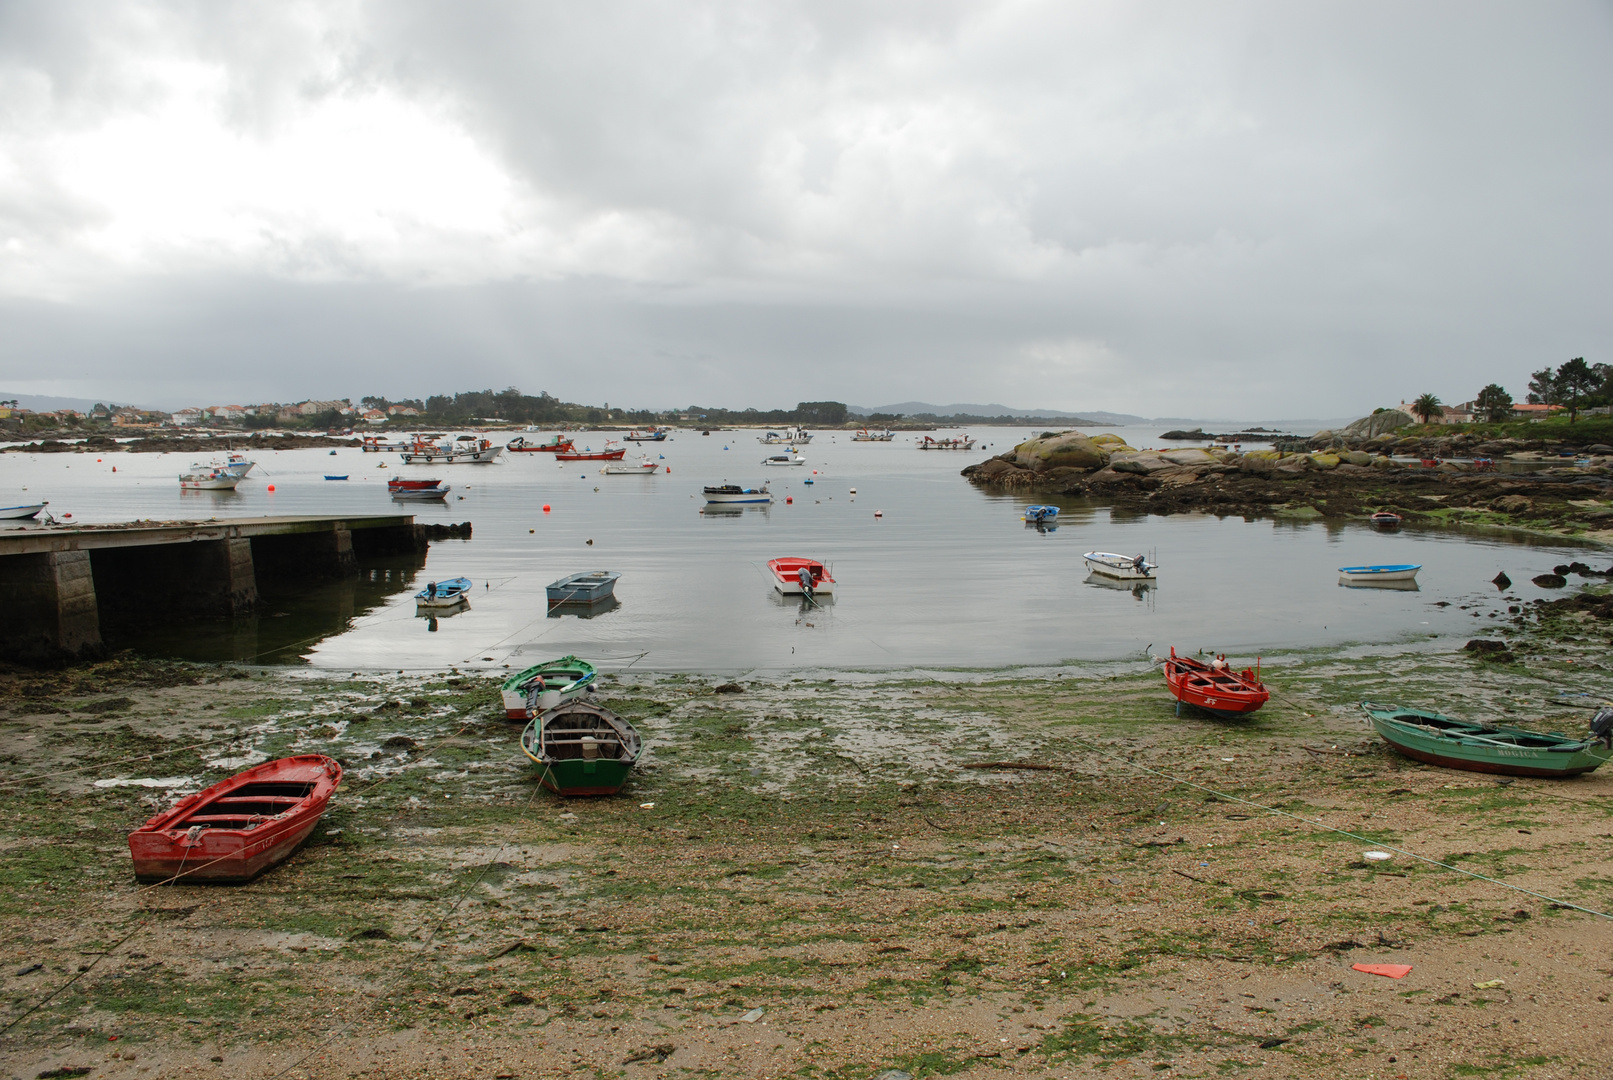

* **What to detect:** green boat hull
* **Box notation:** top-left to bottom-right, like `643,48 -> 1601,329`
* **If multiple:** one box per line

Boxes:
533,757 -> 635,796
1362,702 -> 1612,778
520,700 -> 642,797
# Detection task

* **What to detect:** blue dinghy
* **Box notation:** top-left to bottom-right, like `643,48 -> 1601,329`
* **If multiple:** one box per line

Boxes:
416,576 -> 473,607
1024,505 -> 1059,523
547,570 -> 621,605
1338,563 -> 1421,584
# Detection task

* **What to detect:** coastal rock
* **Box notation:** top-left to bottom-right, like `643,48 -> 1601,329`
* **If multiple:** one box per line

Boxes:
1012,431 -> 1109,472
1309,453 -> 1341,470
1490,495 -> 1531,513
1089,433 -> 1135,452
1341,410 -> 1417,440
1108,451 -> 1174,475
1369,455 -> 1400,469
1532,573 -> 1567,588
1160,448 -> 1217,467
1339,451 -> 1372,467
968,457 -> 1034,483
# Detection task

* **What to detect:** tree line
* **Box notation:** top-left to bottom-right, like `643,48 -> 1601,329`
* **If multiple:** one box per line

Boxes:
357,388 -> 850,428
1408,357 -> 1605,425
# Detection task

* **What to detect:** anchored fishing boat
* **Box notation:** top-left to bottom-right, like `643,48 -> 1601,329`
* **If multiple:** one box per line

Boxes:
126,755 -> 342,882
0,501 -> 47,520
703,483 -> 772,505
499,655 -> 598,719
400,434 -> 502,464
1162,648 -> 1269,718
761,453 -> 806,466
1023,505 -> 1059,523
506,434 -> 575,453
178,467 -> 241,491
917,435 -> 975,450
599,455 -> 660,474
556,443 -> 627,461
625,427 -> 669,441
416,576 -> 473,607
520,700 -> 643,796
1083,551 -> 1157,580
546,570 -> 620,604
760,428 -> 813,444
851,428 -> 895,441
1339,563 -> 1421,584
768,557 -> 835,596
1361,702 -> 1613,778
388,477 -> 449,500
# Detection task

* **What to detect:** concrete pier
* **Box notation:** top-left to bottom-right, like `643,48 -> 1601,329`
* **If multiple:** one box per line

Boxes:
0,515 -> 430,664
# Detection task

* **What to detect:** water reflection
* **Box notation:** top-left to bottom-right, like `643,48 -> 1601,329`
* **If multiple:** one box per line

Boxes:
547,596 -> 622,619
1084,573 -> 1157,602
1339,578 -> 1421,592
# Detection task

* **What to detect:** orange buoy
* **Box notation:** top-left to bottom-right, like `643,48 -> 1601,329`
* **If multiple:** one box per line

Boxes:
267,485 -> 275,492
542,504 -> 551,512
786,496 -> 793,504
63,512 -> 73,518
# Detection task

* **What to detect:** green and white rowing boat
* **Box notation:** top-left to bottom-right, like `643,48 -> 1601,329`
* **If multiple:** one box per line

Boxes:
520,700 -> 642,796
1361,701 -> 1613,778
500,655 -> 596,720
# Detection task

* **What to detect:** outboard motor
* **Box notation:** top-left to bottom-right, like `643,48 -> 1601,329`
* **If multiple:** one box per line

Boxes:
1590,707 -> 1613,750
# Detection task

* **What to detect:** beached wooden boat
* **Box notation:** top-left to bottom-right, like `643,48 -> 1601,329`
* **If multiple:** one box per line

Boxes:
500,655 -> 598,719
547,570 -> 620,604
1083,551 -> 1157,580
416,576 -> 473,607
1361,702 -> 1613,778
520,701 -> 642,796
768,557 -> 835,596
127,755 -> 342,882
1162,648 -> 1269,718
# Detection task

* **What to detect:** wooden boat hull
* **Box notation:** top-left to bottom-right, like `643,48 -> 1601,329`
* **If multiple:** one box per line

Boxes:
127,755 -> 341,883
1362,704 -> 1612,778
1163,650 -> 1268,718
546,571 -> 620,604
178,474 -> 241,490
416,577 -> 473,606
556,449 -> 627,461
400,447 -> 501,464
1338,564 -> 1420,583
704,485 -> 772,504
520,701 -> 642,796
500,655 -> 597,719
390,486 -> 449,500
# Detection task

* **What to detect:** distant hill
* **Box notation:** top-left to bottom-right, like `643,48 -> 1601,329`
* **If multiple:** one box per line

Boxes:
850,402 -> 1147,425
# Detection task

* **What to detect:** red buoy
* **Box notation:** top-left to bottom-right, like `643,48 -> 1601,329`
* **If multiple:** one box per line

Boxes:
542,504 -> 551,513
786,496 -> 793,504
267,485 -> 275,492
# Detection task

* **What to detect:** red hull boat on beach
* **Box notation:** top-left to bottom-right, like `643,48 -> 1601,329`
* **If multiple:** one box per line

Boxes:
1161,648 -> 1269,718
127,755 -> 342,883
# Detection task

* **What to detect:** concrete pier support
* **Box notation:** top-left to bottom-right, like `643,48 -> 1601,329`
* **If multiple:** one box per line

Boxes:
0,550 -> 104,663
93,537 -> 259,620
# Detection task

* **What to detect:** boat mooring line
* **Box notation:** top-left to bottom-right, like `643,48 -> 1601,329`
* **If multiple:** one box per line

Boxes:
0,921 -> 154,1035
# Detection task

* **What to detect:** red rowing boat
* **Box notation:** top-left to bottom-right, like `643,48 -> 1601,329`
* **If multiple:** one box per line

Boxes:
556,444 -> 627,461
388,477 -> 443,490
127,755 -> 342,883
1161,647 -> 1269,718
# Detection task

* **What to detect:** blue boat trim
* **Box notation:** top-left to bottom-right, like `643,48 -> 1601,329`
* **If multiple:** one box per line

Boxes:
415,576 -> 474,602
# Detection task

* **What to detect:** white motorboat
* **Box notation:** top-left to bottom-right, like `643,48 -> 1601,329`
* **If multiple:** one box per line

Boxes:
0,501 -> 47,520
1338,563 -> 1422,584
703,483 -> 772,505
1082,551 -> 1157,580
761,453 -> 806,467
188,451 -> 255,479
178,468 -> 242,491
768,557 -> 835,596
851,428 -> 895,441
599,455 -> 660,475
759,428 -> 813,444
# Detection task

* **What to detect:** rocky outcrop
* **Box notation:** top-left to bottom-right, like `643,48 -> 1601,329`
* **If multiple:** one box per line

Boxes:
1010,431 -> 1113,472
1310,410 -> 1417,448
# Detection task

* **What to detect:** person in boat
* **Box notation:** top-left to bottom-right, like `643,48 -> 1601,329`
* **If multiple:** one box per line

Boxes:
797,565 -> 814,600
1132,554 -> 1147,572
426,581 -> 437,600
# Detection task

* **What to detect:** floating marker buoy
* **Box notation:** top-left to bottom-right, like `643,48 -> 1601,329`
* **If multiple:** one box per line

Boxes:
543,504 -> 551,512
96,458 -> 101,462
786,496 -> 793,504
586,538 -> 594,545
530,528 -> 535,533
849,488 -> 857,494
63,512 -> 72,518
267,485 -> 275,492
874,510 -> 883,517
111,466 -> 116,472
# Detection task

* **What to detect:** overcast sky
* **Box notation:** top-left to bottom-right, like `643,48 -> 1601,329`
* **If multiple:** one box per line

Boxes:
0,1 -> 1608,417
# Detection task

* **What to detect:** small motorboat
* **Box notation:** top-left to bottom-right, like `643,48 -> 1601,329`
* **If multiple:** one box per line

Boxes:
546,570 -> 621,604
126,755 -> 342,883
703,483 -> 772,505
324,475 -> 348,481
178,468 -> 241,491
388,477 -> 449,500
520,700 -> 643,796
0,501 -> 47,520
599,455 -> 660,474
768,557 -> 835,596
1083,551 -> 1157,580
759,428 -> 813,444
416,576 -> 473,607
1361,702 -> 1613,778
851,428 -> 895,441
624,427 -> 669,441
1369,512 -> 1403,529
917,435 -> 976,450
1023,505 -> 1059,523
507,434 -> 575,453
556,443 -> 627,461
1161,648 -> 1269,718
1339,563 -> 1421,584
400,435 -> 502,464
190,452 -> 256,479
499,655 -> 597,719
761,453 -> 806,467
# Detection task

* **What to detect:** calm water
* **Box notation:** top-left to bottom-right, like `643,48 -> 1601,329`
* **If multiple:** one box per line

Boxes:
1,427 -> 1597,673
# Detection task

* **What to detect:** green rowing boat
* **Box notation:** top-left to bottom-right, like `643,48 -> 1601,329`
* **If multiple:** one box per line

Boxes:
499,655 -> 596,720
1361,701 -> 1613,778
520,700 -> 642,796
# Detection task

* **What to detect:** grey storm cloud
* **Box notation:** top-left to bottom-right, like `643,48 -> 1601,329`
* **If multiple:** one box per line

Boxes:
0,0 -> 1608,416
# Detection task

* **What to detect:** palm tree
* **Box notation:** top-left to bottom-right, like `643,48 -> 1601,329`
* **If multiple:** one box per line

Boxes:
1410,393 -> 1444,424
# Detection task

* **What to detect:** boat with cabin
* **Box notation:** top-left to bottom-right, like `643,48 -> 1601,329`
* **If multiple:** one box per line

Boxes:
703,483 -> 773,505
547,570 -> 621,604
761,453 -> 806,466
126,755 -> 342,882
1083,551 -> 1157,580
556,442 -> 627,461
760,428 -> 813,444
519,701 -> 643,796
400,434 -> 502,464
851,428 -> 895,441
1161,648 -> 1269,718
1360,702 -> 1613,778
416,576 -> 473,607
500,655 -> 598,718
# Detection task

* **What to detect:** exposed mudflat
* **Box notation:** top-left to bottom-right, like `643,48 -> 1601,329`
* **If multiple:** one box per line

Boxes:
2,616 -> 1611,1079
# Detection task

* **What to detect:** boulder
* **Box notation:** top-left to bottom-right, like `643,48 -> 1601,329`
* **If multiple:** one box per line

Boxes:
1490,495 -> 1531,513
1339,450 -> 1372,467
1341,410 -> 1417,440
970,458 -> 1031,482
1089,433 -> 1135,452
1309,453 -> 1340,470
1532,573 -> 1567,589
1369,455 -> 1400,469
1160,448 -> 1217,467
1012,431 -> 1109,472
1108,451 -> 1175,475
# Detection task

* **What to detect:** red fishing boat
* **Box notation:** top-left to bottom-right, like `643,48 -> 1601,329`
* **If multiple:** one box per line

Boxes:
507,435 -> 575,453
556,442 -> 627,461
388,477 -> 444,490
127,756 -> 342,883
1161,648 -> 1269,718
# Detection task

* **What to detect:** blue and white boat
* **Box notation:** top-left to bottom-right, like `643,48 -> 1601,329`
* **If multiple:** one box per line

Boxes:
1338,563 -> 1421,584
0,501 -> 47,520
415,576 -> 473,608
546,570 -> 621,604
703,482 -> 773,505
1024,505 -> 1059,523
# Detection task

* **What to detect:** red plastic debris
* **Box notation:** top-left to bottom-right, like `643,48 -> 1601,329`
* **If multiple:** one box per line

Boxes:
1352,963 -> 1412,979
